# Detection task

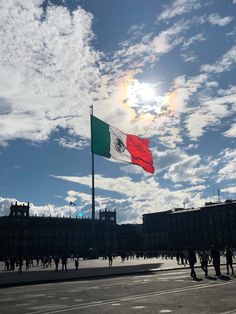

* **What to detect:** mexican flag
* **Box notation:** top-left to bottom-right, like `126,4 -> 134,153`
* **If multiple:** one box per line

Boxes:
91,115 -> 155,174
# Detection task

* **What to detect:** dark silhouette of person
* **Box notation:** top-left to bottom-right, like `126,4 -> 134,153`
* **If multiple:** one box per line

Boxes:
25,256 -> 30,270
188,247 -> 197,279
74,258 -> 79,270
4,256 -> 10,271
176,251 -> 180,265
199,249 -> 209,277
108,253 -> 113,267
225,246 -> 234,275
210,245 -> 221,277
18,256 -> 23,273
36,255 -> 40,267
180,251 -> 185,265
54,256 -> 60,272
61,255 -> 68,271
10,256 -> 16,271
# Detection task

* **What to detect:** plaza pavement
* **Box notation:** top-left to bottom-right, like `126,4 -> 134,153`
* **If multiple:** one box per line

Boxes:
0,256 -> 232,288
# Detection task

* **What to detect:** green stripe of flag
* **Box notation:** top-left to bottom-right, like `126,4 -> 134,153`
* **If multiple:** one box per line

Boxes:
91,115 -> 111,158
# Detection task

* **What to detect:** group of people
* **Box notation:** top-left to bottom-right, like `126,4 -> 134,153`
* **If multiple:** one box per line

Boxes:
2,247 -> 235,276
3,255 -> 81,273
187,246 -> 234,279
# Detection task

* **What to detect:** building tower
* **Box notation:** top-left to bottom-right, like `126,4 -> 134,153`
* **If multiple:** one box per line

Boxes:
99,209 -> 116,224
9,202 -> 30,217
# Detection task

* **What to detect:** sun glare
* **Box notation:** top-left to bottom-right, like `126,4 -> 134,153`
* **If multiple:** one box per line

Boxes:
139,83 -> 156,101
128,80 -> 156,105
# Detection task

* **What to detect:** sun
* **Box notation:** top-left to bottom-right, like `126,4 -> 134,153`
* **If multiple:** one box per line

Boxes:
128,80 -> 156,105
139,83 -> 156,101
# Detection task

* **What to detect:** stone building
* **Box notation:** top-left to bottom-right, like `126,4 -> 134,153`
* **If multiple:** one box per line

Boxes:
143,200 -> 236,251
0,202 -> 117,258
0,202 -> 143,258
117,224 -> 143,253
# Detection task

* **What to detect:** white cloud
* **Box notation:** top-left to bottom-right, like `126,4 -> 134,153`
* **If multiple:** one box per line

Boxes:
185,85 -> 236,139
182,33 -> 206,50
167,73 -> 209,114
226,28 -> 236,37
0,197 -> 16,216
55,137 -> 89,150
205,81 -> 219,88
113,21 -> 189,67
119,164 -> 146,175
181,51 -> 198,63
153,148 -> 187,173
153,148 -> 214,185
218,149 -> 236,182
208,13 -> 234,26
0,1 -> 100,146
128,23 -> 145,37
152,22 -> 187,54
201,45 -> 236,73
52,173 -> 209,222
162,153 -> 213,184
221,186 -> 236,196
0,196 -> 71,218
158,0 -> 201,21
185,110 -> 213,138
224,123 -> 236,137
181,43 -> 236,141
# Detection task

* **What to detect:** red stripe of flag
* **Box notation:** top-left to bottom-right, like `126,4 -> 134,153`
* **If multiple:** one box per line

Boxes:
126,134 -> 155,174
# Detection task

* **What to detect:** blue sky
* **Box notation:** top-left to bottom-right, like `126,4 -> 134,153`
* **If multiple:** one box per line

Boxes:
0,0 -> 236,223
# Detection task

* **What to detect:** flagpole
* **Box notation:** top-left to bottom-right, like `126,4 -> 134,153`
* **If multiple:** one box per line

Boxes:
90,105 -> 96,257
90,105 -> 95,221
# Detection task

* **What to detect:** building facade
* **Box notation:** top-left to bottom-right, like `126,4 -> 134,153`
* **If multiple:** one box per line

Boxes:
143,200 -> 236,251
117,224 -> 143,253
0,202 -> 143,258
0,202 -> 117,258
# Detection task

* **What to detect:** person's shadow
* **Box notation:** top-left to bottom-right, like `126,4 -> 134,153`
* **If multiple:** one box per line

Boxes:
205,275 -> 217,281
192,277 -> 203,282
219,275 -> 231,281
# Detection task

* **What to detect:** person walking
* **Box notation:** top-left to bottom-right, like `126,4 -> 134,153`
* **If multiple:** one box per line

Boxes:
188,247 -> 197,279
4,256 -> 10,271
25,256 -> 30,270
108,253 -> 113,267
61,255 -> 68,272
54,255 -> 60,272
225,246 -> 234,275
210,245 -> 221,277
199,249 -> 209,277
74,258 -> 79,270
176,251 -> 180,265
18,256 -> 23,273
180,251 -> 185,265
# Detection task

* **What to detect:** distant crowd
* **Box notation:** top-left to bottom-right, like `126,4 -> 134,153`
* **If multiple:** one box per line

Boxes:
2,255 -> 78,273
1,246 -> 235,277
2,252 -> 150,273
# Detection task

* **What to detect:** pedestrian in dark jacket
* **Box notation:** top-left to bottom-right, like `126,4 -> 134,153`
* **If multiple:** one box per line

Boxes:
210,245 -> 221,277
108,253 -> 113,267
74,258 -> 79,270
61,255 -> 68,272
225,246 -> 234,275
54,256 -> 59,272
188,247 -> 197,279
199,249 -> 209,277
